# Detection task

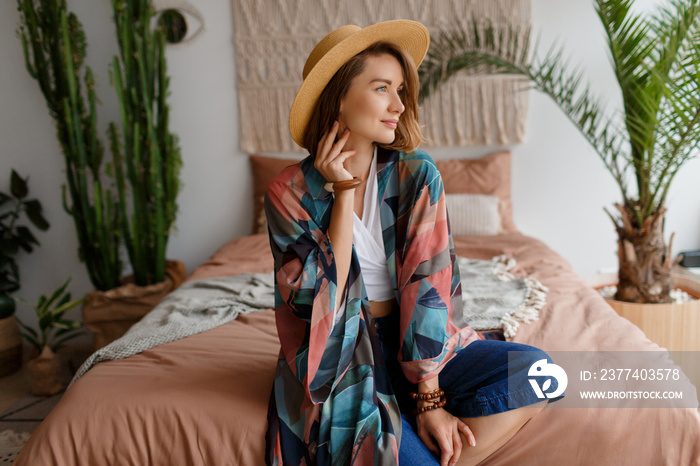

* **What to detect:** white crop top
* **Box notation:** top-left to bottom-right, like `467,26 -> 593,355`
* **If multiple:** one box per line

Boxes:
352,147 -> 395,301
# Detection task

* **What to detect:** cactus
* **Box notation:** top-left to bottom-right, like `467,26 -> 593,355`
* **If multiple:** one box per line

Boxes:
16,0 -> 182,290
109,0 -> 182,286
17,0 -> 122,291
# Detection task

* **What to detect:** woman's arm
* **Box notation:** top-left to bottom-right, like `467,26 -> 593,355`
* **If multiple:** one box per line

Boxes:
314,121 -> 357,310
327,189 -> 354,309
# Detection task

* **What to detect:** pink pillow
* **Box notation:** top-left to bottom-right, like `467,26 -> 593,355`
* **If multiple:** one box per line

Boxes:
436,151 -> 517,233
249,155 -> 301,234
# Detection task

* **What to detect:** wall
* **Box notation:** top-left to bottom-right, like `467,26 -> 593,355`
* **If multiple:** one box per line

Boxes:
1,0 -> 699,332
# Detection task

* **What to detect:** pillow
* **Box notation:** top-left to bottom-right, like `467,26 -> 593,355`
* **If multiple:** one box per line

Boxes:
250,151 -> 517,234
250,155 -> 301,234
435,151 -> 517,233
445,193 -> 501,236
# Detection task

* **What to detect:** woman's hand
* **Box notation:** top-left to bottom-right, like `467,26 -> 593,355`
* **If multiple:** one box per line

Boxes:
314,121 -> 356,183
416,408 -> 476,466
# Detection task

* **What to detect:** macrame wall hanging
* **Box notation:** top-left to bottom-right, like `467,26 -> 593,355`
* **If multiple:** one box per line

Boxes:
231,0 -> 531,153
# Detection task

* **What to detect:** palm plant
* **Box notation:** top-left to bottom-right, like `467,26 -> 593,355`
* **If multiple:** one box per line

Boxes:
419,0 -> 700,303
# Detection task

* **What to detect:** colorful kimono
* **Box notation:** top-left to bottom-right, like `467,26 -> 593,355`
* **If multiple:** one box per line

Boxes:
264,146 -> 480,465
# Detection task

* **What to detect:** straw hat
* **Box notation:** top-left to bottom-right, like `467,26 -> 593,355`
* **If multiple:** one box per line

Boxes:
289,20 -> 430,149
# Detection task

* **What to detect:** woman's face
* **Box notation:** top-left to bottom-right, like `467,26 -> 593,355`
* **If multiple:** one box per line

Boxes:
338,53 -> 406,146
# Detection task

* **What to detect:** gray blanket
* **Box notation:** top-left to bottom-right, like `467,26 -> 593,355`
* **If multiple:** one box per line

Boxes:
69,255 -> 547,386
457,255 -> 548,337
69,273 -> 275,387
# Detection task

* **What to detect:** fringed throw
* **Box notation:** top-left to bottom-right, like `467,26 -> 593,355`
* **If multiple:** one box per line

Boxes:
457,254 -> 548,338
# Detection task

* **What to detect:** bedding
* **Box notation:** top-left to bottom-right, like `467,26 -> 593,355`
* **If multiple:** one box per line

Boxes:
15,232 -> 700,465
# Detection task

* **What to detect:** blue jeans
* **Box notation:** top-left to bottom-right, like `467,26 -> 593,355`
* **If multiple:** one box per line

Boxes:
372,311 -> 559,465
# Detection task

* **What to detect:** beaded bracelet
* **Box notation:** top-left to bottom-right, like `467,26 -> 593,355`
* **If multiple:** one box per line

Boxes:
324,177 -> 361,192
413,397 -> 447,415
410,388 -> 447,415
410,389 -> 444,401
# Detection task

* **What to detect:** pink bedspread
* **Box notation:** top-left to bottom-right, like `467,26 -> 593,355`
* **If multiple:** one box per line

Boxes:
16,233 -> 700,465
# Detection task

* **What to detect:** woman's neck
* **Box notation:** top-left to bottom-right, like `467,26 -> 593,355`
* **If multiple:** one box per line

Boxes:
342,139 -> 375,180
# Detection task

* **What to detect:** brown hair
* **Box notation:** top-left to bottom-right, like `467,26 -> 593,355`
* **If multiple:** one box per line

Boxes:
302,41 -> 423,156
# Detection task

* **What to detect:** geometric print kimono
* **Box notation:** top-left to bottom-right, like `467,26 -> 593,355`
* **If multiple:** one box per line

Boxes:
263,145 -> 480,465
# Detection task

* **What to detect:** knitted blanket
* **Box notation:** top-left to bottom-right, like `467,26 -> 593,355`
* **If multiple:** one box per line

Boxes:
69,273 -> 276,387
69,255 -> 546,386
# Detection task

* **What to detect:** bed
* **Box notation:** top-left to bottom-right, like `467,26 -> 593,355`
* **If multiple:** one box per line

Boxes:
15,151 -> 700,465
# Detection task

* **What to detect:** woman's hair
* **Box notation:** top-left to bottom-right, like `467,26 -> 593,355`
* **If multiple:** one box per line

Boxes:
302,41 -> 423,156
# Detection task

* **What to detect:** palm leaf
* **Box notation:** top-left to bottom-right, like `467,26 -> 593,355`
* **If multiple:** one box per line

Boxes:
420,1 -> 700,226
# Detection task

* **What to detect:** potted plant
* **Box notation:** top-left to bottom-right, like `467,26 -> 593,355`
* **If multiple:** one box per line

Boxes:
0,170 -> 49,377
418,0 -> 700,304
16,0 -> 185,349
16,278 -> 83,396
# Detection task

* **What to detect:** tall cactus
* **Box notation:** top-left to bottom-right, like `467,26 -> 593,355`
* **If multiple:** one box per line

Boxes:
109,0 -> 182,286
17,0 -> 123,291
16,0 -> 182,290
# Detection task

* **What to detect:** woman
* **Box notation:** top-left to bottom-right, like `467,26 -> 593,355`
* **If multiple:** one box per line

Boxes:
264,20 -> 557,466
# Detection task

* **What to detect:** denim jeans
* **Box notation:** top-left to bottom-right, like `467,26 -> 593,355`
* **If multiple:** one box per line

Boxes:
372,311 -> 559,465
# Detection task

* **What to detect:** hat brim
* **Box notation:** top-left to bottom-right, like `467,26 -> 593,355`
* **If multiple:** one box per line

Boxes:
289,20 -> 430,149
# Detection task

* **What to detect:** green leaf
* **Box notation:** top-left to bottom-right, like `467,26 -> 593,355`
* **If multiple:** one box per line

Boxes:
20,331 -> 41,352
55,292 -> 71,309
16,317 -> 39,339
0,192 -> 11,208
41,278 -> 72,315
51,328 -> 84,352
54,323 -> 81,337
10,170 -> 28,199
23,199 -> 50,231
38,312 -> 53,331
16,226 -> 39,250
0,238 -> 19,256
52,319 -> 80,330
51,297 -> 83,319
37,295 -> 47,311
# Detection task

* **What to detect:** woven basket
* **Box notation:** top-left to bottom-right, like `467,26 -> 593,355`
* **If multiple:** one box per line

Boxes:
28,346 -> 63,396
82,260 -> 186,351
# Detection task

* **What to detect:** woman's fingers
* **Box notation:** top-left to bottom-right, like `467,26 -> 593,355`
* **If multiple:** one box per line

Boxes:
315,124 -> 353,181
327,129 -> 351,163
458,421 -> 476,447
316,121 -> 339,164
334,149 -> 356,165
450,424 -> 463,466
419,428 -> 439,455
317,122 -> 349,164
436,431 -> 454,466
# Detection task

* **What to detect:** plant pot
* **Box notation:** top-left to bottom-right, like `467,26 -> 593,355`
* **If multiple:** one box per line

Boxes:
0,314 -> 23,378
82,260 -> 186,351
591,271 -> 700,351
28,346 -> 63,396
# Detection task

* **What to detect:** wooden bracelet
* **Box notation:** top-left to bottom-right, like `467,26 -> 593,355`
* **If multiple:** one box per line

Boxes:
413,397 -> 447,415
410,389 -> 444,401
324,177 -> 361,192
410,388 -> 447,415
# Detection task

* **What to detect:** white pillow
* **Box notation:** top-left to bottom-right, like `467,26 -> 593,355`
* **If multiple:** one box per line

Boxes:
446,193 -> 501,236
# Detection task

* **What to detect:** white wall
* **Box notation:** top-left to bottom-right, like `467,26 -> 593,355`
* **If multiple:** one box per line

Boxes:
1,0 -> 699,331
